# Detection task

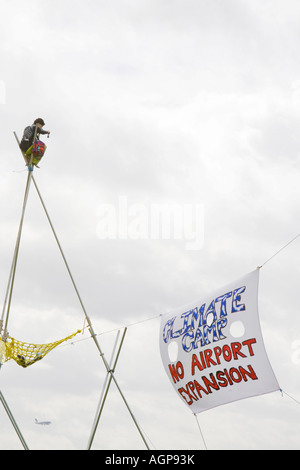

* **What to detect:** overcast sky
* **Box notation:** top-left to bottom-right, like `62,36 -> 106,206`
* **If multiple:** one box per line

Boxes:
1,0 -> 300,450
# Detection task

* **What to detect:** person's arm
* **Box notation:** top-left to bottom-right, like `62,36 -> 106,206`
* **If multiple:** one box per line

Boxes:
38,128 -> 50,136
33,124 -> 50,136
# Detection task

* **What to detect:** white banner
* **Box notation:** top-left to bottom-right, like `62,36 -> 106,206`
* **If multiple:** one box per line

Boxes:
159,270 -> 280,414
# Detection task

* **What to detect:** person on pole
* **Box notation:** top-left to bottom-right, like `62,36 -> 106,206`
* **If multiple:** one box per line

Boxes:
19,118 -> 50,168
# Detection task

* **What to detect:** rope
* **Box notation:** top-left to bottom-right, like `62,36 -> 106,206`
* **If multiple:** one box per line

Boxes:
282,390 -> 300,406
258,232 -> 300,268
194,413 -> 208,450
55,314 -> 162,350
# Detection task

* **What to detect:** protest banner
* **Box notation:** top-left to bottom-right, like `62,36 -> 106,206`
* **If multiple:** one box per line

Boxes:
159,269 -> 280,413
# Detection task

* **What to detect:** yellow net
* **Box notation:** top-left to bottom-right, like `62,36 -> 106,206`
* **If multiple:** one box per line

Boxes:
0,330 -> 81,368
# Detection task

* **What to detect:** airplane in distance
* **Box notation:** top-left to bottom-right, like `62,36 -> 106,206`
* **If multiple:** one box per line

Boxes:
35,418 -> 51,425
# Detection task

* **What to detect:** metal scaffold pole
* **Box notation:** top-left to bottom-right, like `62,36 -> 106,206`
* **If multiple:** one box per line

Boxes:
0,390 -> 29,450
1,132 -> 150,450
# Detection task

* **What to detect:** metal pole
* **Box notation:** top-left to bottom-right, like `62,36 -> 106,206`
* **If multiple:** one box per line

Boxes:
91,330 -> 121,423
12,133 -> 150,449
87,329 -> 123,449
11,133 -> 149,449
1,170 -> 32,341
0,390 -> 29,450
16,148 -> 150,450
87,325 -> 150,449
